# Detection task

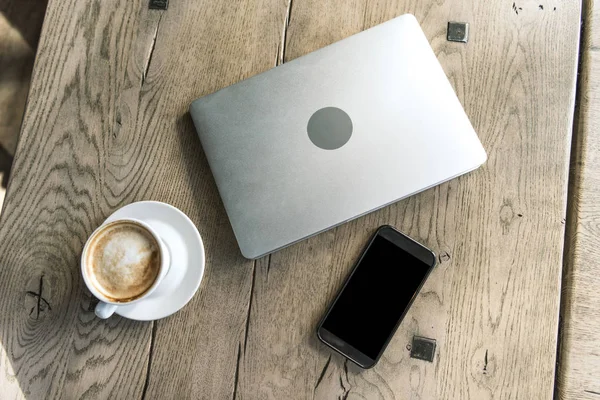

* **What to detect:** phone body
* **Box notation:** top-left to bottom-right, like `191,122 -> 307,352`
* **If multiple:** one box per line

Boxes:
317,225 -> 436,368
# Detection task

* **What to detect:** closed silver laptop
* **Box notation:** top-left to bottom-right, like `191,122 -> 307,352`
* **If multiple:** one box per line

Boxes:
190,14 -> 486,259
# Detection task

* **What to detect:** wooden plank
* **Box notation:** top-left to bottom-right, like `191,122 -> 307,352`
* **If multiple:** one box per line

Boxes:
238,0 -> 581,399
556,0 -> 600,398
140,0 -> 288,398
0,2 -> 160,397
0,0 -> 284,398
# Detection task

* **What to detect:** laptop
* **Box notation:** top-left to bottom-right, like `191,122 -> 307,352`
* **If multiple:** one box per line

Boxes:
190,14 -> 486,259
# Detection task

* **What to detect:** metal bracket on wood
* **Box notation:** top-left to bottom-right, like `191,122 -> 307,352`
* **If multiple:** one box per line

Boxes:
149,0 -> 168,10
410,335 -> 436,362
447,21 -> 469,43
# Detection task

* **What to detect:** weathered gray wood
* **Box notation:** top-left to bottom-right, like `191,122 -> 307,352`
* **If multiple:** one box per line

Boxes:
0,0 -> 283,397
239,0 -> 581,398
0,0 -> 581,398
557,1 -> 600,398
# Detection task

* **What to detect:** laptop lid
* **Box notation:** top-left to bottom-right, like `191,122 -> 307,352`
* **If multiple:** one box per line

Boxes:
190,14 -> 486,259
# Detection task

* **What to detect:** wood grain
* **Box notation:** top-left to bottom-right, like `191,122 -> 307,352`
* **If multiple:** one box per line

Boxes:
556,0 -> 600,398
139,0 -> 289,398
0,0 -> 283,397
239,0 -> 581,399
0,0 -> 581,399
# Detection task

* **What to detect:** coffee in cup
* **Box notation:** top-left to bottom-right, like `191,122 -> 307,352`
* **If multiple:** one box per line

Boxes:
85,220 -> 161,302
81,218 -> 171,318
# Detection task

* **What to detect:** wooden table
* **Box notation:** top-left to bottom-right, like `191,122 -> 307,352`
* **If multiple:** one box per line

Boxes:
556,0 -> 600,398
0,0 -> 581,398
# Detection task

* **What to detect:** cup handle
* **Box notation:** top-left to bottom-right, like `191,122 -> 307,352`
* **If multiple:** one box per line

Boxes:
95,302 -> 118,319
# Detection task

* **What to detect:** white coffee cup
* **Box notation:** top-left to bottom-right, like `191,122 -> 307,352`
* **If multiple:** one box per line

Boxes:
81,218 -> 171,319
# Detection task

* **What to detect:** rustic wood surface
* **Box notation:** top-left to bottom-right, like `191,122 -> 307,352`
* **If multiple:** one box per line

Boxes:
0,0 -> 581,399
557,0 -> 600,398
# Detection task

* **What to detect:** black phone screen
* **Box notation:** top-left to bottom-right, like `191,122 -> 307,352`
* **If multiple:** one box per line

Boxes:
321,233 -> 433,360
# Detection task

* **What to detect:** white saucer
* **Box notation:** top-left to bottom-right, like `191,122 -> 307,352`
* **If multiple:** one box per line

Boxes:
103,201 -> 205,321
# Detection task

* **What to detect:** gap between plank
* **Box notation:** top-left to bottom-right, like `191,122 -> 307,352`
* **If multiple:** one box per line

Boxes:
231,259 -> 257,399
243,261 -> 257,354
141,322 -> 157,399
142,12 -> 164,85
277,0 -> 293,65
231,343 -> 242,400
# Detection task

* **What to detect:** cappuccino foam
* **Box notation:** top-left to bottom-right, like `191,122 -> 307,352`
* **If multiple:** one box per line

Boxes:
86,221 -> 161,302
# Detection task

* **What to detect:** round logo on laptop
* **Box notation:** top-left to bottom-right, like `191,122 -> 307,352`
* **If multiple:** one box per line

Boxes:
307,107 -> 353,150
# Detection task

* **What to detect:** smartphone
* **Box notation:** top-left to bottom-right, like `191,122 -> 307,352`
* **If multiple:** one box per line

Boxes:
317,225 -> 436,368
